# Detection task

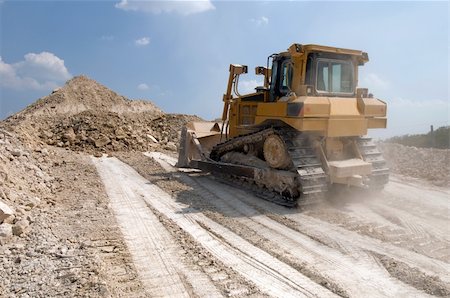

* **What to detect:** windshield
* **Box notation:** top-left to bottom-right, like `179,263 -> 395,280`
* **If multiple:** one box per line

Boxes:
316,59 -> 354,94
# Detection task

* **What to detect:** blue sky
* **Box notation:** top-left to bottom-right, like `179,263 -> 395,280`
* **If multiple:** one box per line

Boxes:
0,0 -> 448,138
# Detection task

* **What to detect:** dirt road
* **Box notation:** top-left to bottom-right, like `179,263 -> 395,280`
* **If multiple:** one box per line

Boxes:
93,152 -> 450,297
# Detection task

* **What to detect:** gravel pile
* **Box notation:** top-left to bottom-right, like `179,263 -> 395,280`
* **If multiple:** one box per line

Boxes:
379,142 -> 450,187
2,75 -> 201,154
39,111 -> 200,155
0,129 -> 55,241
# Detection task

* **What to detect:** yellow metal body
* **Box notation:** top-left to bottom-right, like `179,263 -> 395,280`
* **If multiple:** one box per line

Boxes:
228,96 -> 386,138
224,44 -> 387,139
179,43 -> 388,188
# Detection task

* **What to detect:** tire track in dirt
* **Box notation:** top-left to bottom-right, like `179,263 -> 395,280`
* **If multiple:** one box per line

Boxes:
191,177 -> 428,297
342,203 -> 402,229
205,178 -> 450,288
147,152 -> 450,295
382,178 -> 450,220
305,201 -> 450,263
369,202 -> 450,243
218,182 -> 450,286
148,152 -> 450,272
147,152 -> 434,297
96,155 -> 335,297
279,213 -> 450,291
364,202 -> 450,262
92,156 -> 222,297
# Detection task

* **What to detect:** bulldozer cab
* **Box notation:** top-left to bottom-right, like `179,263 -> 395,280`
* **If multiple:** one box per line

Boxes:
267,44 -> 367,102
305,53 -> 355,95
220,43 -> 384,140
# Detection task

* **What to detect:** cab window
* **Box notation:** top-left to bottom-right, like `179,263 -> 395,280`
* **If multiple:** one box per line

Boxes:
316,59 -> 353,94
279,60 -> 293,95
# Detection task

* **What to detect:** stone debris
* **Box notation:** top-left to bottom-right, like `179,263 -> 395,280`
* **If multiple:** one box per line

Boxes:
93,152 -> 103,158
379,142 -> 450,186
147,134 -> 158,143
12,219 -> 30,236
10,150 -> 22,157
0,223 -> 13,238
25,197 -> 41,208
3,214 -> 15,224
0,129 -> 54,240
0,76 -> 200,297
94,134 -> 111,148
2,75 -> 201,154
62,127 -> 76,144
0,200 -> 14,223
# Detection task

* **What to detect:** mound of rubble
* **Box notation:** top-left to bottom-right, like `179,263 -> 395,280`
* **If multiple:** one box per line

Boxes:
0,129 -> 147,296
39,111 -> 200,154
379,142 -> 450,187
0,129 -> 54,241
2,75 -> 201,154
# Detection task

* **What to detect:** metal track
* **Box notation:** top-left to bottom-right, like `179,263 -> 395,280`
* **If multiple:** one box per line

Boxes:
281,130 -> 328,204
356,137 -> 390,190
210,128 -> 328,207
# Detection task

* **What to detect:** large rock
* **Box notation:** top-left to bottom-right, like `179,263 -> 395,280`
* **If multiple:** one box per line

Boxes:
12,219 -> 30,236
42,130 -> 54,139
10,149 -> 22,157
146,134 -> 158,143
95,135 -> 111,148
26,197 -> 41,208
93,152 -> 103,158
0,165 -> 8,185
164,142 -> 177,151
0,223 -> 12,238
62,127 -> 76,144
0,200 -> 14,223
114,128 -> 127,140
41,148 -> 49,156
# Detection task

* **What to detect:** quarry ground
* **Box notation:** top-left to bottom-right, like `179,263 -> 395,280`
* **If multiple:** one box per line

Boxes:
0,77 -> 448,297
1,147 -> 448,297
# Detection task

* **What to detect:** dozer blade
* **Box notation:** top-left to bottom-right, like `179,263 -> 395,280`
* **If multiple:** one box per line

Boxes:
177,121 -> 223,167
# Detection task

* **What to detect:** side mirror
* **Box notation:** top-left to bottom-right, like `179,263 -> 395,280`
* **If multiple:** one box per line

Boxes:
255,66 -> 271,87
255,66 -> 266,75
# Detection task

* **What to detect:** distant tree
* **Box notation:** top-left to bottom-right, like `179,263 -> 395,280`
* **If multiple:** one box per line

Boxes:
434,126 -> 450,149
386,126 -> 449,149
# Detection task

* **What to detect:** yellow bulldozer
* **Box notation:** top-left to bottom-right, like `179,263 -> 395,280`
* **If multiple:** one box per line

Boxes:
178,43 -> 389,206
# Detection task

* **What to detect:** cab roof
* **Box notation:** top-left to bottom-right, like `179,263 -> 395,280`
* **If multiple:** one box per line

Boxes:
287,43 -> 369,64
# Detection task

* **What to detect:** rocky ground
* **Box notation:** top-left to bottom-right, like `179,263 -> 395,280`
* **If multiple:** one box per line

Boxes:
0,133 -> 147,297
379,142 -> 449,187
0,77 -> 197,296
0,76 -> 448,297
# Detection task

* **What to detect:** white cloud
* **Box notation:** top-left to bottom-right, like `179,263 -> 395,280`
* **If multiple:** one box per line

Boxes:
361,73 -> 389,90
115,0 -> 215,15
135,37 -> 150,46
250,16 -> 269,26
137,83 -> 149,90
0,52 -> 72,91
238,79 -> 263,94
